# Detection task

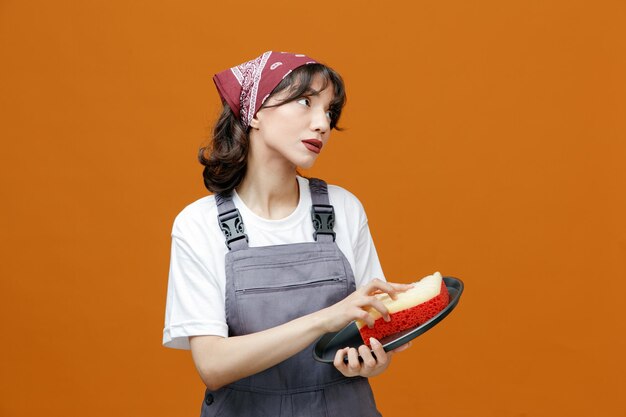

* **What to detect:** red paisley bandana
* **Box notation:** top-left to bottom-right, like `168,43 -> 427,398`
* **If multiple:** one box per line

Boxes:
213,51 -> 318,128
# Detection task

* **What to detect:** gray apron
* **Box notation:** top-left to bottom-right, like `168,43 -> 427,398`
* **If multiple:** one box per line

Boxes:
200,178 -> 382,417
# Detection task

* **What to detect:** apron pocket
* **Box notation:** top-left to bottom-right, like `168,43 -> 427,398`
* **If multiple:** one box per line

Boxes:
235,275 -> 343,294
232,251 -> 350,334
233,255 -> 343,291
236,275 -> 347,334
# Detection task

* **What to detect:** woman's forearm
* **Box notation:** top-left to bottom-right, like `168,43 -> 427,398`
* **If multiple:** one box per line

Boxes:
191,280 -> 412,390
191,308 -> 329,390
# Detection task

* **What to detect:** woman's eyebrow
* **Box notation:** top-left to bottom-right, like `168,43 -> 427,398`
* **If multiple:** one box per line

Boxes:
302,88 -> 321,96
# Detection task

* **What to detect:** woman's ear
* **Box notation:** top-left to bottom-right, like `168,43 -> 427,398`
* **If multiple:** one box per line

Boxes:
249,114 -> 261,129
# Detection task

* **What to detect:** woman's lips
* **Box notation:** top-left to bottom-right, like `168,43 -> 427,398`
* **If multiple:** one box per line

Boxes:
301,139 -> 323,154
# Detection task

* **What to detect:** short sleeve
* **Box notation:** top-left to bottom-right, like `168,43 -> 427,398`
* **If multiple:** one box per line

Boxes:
162,234 -> 228,350
352,208 -> 386,288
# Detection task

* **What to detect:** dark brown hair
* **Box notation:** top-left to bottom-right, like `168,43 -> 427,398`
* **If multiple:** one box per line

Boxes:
198,63 -> 346,194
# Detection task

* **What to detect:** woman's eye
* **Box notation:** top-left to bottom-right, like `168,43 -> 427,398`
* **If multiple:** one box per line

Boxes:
325,110 -> 333,119
297,98 -> 311,106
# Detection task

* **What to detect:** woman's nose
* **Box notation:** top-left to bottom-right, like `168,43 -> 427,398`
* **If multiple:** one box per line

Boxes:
310,107 -> 330,133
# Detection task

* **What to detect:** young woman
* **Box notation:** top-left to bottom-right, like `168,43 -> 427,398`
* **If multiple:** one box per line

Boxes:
163,51 -> 412,417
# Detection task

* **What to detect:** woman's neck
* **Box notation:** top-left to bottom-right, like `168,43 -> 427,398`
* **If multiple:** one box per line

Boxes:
236,162 -> 300,220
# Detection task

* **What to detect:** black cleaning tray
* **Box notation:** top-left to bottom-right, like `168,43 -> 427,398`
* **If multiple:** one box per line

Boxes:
313,276 -> 464,363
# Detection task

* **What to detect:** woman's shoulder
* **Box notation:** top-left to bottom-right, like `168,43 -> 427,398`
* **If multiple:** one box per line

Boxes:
323,181 -> 365,211
171,194 -> 219,237
311,179 -> 367,219
321,180 -> 370,237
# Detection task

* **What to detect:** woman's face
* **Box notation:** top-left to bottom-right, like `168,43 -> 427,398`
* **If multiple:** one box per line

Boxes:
249,73 -> 335,170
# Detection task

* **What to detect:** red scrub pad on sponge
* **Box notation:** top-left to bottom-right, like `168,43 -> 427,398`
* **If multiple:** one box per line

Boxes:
357,272 -> 449,347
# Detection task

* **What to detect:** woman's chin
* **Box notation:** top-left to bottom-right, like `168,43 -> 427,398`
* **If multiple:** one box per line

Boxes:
297,159 -> 317,170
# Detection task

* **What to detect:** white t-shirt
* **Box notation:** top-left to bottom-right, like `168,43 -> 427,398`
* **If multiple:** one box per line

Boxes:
163,176 -> 386,350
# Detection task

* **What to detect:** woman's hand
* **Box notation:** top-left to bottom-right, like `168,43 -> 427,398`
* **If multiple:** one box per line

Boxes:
333,338 -> 412,378
317,278 -> 414,334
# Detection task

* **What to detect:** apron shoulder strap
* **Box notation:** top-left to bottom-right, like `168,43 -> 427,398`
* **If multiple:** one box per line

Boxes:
308,178 -> 336,243
215,178 -> 336,249
215,192 -> 249,251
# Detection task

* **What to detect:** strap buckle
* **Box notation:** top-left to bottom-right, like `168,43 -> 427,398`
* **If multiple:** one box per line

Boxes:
218,208 -> 248,250
311,204 -> 336,241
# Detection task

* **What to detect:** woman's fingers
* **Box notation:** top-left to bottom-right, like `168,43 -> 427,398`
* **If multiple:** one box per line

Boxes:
368,338 -> 389,366
353,280 -> 416,325
362,279 -> 413,301
358,344 -> 377,370
364,297 -> 391,323
354,339 -> 392,378
333,347 -> 350,373
325,279 -> 414,333
356,309 -> 376,329
386,282 -> 415,300
333,347 -> 364,377
347,348 -> 361,373
333,339 -> 401,378
362,279 -> 397,298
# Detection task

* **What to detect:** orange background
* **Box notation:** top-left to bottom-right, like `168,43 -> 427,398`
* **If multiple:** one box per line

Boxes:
1,1 -> 625,416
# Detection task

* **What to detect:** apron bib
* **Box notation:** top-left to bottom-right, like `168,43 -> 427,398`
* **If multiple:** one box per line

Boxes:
200,178 -> 382,417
